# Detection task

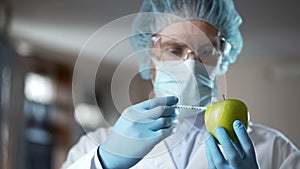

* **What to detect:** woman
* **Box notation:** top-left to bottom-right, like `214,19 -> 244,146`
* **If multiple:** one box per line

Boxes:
62,1 -> 300,168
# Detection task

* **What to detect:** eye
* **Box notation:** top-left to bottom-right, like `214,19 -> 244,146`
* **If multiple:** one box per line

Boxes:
168,47 -> 184,56
161,46 -> 186,60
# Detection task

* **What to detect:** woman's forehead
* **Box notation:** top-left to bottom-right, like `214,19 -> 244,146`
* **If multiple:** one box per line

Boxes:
156,20 -> 219,47
158,20 -> 219,38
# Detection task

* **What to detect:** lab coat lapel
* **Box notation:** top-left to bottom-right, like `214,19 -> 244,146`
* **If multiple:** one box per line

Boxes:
137,116 -> 207,169
139,119 -> 194,169
186,143 -> 209,169
185,113 -> 209,169
141,141 -> 177,169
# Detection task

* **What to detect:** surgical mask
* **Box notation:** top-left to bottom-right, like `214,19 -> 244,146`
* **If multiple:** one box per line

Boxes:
152,59 -> 217,118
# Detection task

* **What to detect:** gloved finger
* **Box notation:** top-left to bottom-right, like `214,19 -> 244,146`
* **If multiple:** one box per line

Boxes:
144,106 -> 176,119
121,106 -> 162,122
148,117 -> 177,131
205,145 -> 217,169
233,141 -> 246,160
206,133 -> 227,168
233,120 -> 255,157
159,106 -> 177,117
215,127 -> 240,166
135,96 -> 178,110
155,124 -> 177,140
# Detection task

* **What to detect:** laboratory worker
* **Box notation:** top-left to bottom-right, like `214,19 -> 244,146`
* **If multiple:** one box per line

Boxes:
61,0 -> 300,169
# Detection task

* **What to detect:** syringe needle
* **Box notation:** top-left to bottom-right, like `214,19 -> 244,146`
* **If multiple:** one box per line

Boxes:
175,105 -> 207,110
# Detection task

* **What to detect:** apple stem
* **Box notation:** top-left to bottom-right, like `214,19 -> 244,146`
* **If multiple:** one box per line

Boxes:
223,94 -> 226,100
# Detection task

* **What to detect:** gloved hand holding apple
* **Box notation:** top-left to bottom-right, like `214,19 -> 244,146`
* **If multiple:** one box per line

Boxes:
204,98 -> 248,143
205,98 -> 260,169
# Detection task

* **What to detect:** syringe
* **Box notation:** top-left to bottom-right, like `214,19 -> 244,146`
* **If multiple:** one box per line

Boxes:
175,105 -> 207,111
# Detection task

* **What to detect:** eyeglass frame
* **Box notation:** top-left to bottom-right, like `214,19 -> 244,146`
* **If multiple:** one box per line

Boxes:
148,33 -> 231,65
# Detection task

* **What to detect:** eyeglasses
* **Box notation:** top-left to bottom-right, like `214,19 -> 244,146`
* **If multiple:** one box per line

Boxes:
149,34 -> 231,67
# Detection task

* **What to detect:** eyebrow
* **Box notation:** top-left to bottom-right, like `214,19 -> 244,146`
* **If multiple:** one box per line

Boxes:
159,40 -> 187,48
156,35 -> 219,49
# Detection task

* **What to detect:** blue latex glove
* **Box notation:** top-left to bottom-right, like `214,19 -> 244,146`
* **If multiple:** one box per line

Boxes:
99,96 -> 178,169
206,120 -> 260,169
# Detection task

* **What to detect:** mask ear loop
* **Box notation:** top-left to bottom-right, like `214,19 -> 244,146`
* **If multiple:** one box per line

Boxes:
217,32 -> 232,74
149,34 -> 160,87
150,34 -> 162,61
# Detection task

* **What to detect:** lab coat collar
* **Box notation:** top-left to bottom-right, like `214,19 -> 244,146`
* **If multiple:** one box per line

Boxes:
143,115 -> 200,168
143,140 -> 177,169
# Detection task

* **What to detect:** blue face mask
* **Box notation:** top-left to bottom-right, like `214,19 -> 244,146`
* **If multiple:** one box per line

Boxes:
152,59 -> 217,118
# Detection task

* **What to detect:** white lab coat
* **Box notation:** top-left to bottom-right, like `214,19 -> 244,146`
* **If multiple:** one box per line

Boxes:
61,121 -> 300,169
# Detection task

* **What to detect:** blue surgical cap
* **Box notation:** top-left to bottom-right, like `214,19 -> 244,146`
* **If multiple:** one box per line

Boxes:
131,0 -> 243,79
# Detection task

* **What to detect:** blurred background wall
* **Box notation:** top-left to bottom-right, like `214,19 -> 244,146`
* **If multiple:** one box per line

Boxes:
0,0 -> 299,169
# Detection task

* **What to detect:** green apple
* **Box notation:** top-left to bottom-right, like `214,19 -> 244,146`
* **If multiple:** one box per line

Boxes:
204,99 -> 248,143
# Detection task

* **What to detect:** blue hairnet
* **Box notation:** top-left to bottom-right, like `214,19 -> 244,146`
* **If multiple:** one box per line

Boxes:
131,0 -> 243,80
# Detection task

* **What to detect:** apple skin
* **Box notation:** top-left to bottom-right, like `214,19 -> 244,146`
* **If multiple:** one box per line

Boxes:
204,99 -> 248,143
